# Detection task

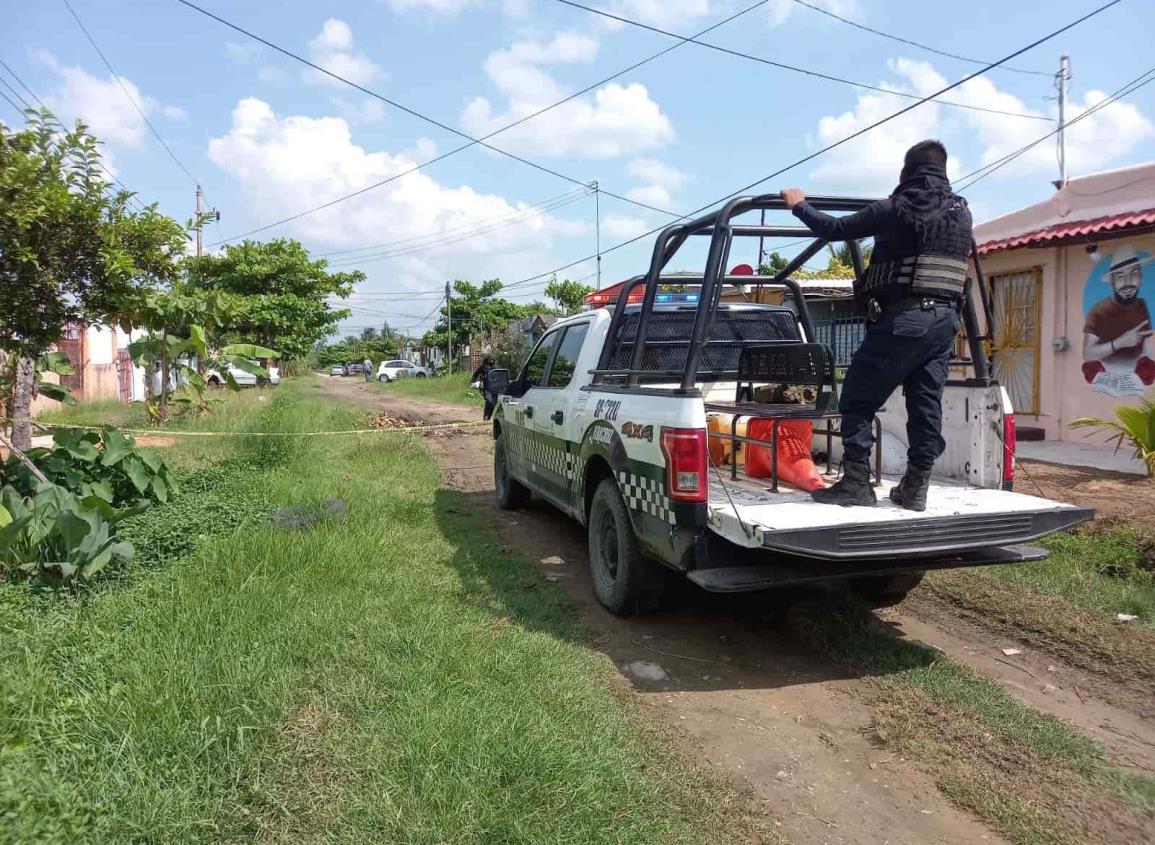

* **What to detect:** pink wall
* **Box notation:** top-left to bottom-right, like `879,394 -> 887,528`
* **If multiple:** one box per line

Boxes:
979,232 -> 1155,443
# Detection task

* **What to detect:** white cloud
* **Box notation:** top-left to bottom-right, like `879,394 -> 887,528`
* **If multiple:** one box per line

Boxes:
384,0 -> 481,12
626,184 -> 673,208
36,51 -> 186,150
806,58 -> 1154,195
225,41 -> 262,62
460,31 -> 674,158
208,99 -> 584,301
332,97 -> 387,125
602,212 -> 651,239
258,66 -> 286,83
305,19 -> 383,87
767,0 -> 862,28
599,1 -> 713,30
628,157 -> 689,189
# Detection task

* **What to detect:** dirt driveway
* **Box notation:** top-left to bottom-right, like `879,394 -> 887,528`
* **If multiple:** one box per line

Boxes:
322,378 -> 1152,843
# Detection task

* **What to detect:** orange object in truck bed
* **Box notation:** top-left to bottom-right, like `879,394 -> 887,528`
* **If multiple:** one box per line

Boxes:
745,419 -> 826,492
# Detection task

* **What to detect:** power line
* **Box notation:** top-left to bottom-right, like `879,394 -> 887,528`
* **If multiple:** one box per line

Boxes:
957,64 -> 1155,192
175,0 -> 722,245
63,0 -> 202,189
502,0 -> 1125,293
316,187 -> 587,258
177,0 -> 778,246
327,192 -> 593,267
321,189 -> 589,265
554,0 -> 1052,122
787,0 -> 1050,77
0,53 -> 149,211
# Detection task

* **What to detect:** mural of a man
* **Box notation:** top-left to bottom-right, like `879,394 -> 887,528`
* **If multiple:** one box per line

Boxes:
1082,245 -> 1155,396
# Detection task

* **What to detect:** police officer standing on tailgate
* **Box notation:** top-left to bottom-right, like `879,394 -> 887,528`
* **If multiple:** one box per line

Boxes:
780,140 -> 972,511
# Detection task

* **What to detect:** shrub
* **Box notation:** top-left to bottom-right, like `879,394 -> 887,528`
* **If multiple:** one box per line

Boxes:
1070,396 -> 1155,477
0,426 -> 176,510
0,484 -> 133,583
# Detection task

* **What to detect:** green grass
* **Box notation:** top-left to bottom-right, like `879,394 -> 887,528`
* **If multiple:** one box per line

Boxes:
0,381 -> 768,844
979,526 -> 1155,623
790,594 -> 1155,844
378,370 -> 484,407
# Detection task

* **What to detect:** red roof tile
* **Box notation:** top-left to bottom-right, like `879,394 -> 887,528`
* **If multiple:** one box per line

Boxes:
977,208 -> 1155,254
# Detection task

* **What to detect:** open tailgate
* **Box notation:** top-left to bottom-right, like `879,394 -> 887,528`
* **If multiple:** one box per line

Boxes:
708,476 -> 1093,560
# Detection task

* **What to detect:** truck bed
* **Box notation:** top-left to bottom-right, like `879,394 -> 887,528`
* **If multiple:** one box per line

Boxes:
707,472 -> 1092,560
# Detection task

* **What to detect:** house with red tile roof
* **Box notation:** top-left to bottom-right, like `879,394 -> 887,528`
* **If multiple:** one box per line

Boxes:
974,162 -> 1155,445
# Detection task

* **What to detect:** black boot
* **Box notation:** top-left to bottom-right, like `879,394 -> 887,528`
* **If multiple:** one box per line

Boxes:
889,464 -> 933,512
812,459 -> 876,507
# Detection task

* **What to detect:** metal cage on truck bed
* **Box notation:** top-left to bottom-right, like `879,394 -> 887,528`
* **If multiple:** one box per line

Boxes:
590,194 -> 995,392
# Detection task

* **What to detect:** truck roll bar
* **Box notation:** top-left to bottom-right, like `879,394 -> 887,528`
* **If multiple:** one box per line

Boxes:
593,193 -> 994,390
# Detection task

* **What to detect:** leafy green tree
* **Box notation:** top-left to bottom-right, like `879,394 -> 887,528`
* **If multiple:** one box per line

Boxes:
422,279 -> 533,351
545,277 -> 594,315
761,251 -> 790,273
0,110 -> 187,449
184,239 -> 361,362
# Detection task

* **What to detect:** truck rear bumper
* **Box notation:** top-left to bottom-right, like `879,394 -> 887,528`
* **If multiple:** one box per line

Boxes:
757,506 -> 1093,560
688,543 -> 1051,593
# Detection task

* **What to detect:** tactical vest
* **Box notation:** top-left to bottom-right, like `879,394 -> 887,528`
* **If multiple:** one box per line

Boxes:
861,197 -> 972,300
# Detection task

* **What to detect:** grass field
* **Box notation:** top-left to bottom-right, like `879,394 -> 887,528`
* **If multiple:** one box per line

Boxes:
791,595 -> 1155,845
377,370 -> 484,407
0,380 -> 767,844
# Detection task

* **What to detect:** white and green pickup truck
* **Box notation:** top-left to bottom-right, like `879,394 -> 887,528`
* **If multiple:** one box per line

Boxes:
487,195 -> 1092,615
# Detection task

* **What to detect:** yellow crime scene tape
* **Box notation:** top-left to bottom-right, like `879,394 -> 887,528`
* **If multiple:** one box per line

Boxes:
1,417 -> 491,438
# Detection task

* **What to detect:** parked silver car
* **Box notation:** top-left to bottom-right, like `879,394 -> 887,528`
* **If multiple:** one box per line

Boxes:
377,359 -> 431,382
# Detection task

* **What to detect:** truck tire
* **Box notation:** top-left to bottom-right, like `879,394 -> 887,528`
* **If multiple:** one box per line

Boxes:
494,430 -> 530,510
852,571 -> 925,608
588,478 -> 664,615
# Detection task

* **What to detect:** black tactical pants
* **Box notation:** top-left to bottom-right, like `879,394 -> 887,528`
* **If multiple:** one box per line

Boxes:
483,391 -> 497,421
839,302 -> 961,468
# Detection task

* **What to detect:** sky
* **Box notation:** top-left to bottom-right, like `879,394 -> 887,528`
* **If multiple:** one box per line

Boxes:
5,0 -> 1155,339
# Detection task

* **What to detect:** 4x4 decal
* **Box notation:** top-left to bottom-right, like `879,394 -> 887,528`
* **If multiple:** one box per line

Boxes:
620,421 -> 654,442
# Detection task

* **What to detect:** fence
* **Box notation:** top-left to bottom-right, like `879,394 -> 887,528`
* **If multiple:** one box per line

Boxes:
811,317 -> 866,368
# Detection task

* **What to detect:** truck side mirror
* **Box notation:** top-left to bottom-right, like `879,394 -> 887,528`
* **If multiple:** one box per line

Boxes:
485,368 -> 510,395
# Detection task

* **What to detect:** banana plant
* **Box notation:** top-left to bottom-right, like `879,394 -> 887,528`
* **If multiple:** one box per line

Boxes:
128,324 -> 275,422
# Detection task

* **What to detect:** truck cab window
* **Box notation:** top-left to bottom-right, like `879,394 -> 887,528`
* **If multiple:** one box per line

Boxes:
546,324 -> 590,388
521,331 -> 560,386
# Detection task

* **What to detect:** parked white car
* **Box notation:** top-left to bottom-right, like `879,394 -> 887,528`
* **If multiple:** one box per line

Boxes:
206,361 -> 280,387
376,359 -> 431,382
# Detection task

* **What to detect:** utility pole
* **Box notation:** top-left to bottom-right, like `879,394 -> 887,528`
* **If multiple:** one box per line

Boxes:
445,281 -> 452,375
195,185 -> 203,257
194,185 -> 220,257
592,180 -> 602,289
1057,55 -> 1071,188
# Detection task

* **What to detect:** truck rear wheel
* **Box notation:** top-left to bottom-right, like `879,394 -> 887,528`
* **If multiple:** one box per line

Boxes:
852,571 -> 925,608
494,430 -> 530,510
588,478 -> 664,615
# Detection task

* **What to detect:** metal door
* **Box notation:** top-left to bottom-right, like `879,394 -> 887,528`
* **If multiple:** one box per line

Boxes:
56,325 -> 85,396
116,348 -> 133,401
991,269 -> 1041,415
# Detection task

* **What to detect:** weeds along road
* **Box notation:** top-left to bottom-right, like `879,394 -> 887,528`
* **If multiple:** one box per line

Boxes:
322,377 -> 1155,845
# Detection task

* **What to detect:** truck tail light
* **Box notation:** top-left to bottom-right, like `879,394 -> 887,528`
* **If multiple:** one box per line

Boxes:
660,427 -> 708,503
1002,412 -> 1016,490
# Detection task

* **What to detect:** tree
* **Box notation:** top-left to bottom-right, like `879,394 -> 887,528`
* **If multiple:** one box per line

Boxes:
762,251 -> 789,273
184,239 -> 361,362
422,279 -> 533,351
545,277 -> 594,315
0,110 -> 187,448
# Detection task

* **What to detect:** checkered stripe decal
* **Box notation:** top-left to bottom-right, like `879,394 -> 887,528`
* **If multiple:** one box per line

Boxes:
617,471 -> 675,525
507,424 -> 575,481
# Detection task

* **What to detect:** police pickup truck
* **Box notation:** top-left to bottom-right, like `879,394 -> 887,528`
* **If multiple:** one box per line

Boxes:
485,195 -> 1091,615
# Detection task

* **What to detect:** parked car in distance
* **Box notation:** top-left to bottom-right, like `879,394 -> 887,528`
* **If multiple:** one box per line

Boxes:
377,359 -> 431,382
206,361 -> 280,387
345,361 -> 366,376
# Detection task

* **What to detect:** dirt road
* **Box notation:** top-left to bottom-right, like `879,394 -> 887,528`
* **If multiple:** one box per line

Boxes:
322,378 -> 1152,843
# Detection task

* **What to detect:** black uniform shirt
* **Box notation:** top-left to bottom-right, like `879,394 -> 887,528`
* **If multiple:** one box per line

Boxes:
791,199 -> 919,262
